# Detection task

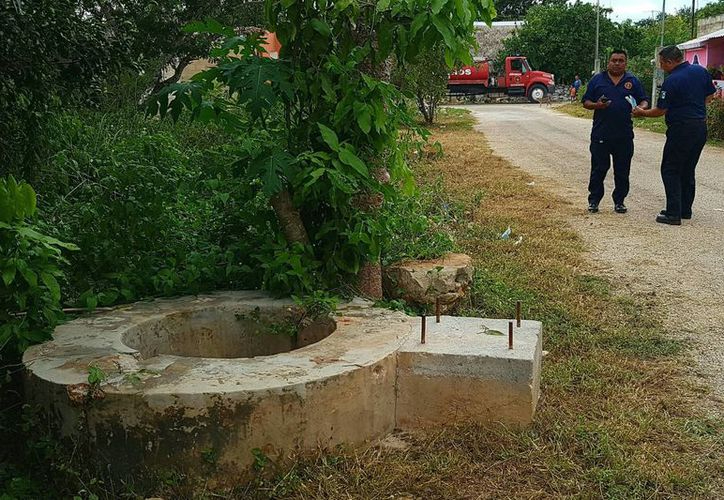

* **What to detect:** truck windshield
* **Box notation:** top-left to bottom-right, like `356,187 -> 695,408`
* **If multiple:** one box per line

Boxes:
523,60 -> 532,72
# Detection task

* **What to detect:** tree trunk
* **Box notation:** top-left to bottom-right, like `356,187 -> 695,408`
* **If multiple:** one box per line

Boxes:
417,95 -> 431,124
151,56 -> 193,95
355,167 -> 389,299
357,261 -> 383,299
270,189 -> 310,245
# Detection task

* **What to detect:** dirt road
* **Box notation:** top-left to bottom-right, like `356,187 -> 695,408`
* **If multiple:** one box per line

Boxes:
465,104 -> 724,409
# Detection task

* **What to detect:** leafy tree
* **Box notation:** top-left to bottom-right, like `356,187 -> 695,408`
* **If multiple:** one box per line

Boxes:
494,0 -> 565,21
697,0 -> 724,20
626,14 -> 694,92
151,0 -> 496,297
0,0 -> 134,180
0,177 -> 77,357
502,1 -> 618,82
396,45 -> 450,124
83,1 -> 266,97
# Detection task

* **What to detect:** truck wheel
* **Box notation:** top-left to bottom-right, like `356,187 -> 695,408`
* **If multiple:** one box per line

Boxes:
528,84 -> 547,103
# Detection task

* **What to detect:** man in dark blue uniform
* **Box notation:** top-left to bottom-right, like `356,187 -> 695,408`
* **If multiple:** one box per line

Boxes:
582,50 -> 649,214
633,46 -> 717,225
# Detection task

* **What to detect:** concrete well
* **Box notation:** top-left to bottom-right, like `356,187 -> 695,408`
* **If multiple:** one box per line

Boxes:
23,291 -> 542,485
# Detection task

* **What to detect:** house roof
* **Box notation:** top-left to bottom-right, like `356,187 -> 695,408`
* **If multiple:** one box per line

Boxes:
678,28 -> 724,50
474,21 -> 524,28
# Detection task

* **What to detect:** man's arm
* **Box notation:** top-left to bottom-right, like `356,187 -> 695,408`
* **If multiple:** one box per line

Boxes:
583,99 -> 610,110
632,106 -> 666,118
632,77 -> 650,110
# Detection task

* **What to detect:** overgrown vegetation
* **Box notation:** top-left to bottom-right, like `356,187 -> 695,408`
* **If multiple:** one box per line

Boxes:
0,177 -> 76,357
149,0 -> 496,297
395,45 -> 450,124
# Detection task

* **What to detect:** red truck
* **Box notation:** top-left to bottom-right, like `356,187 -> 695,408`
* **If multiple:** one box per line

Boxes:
448,56 -> 555,102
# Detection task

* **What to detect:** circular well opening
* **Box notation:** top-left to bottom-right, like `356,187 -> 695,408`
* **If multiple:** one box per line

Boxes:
122,305 -> 336,359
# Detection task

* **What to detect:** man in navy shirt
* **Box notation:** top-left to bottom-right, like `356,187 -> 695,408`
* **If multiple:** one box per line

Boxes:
582,50 -> 649,214
633,45 -> 717,225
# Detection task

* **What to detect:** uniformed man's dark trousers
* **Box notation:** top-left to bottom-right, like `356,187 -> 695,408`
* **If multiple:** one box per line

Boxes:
661,120 -> 707,218
588,137 -> 634,205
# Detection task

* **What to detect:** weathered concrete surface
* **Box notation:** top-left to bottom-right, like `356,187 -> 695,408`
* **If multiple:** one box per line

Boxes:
23,292 -> 542,485
383,253 -> 474,311
23,292 -> 412,484
396,317 -> 542,429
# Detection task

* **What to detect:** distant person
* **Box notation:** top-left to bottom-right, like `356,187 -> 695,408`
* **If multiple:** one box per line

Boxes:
572,74 -> 582,100
582,50 -> 649,214
632,45 -> 717,225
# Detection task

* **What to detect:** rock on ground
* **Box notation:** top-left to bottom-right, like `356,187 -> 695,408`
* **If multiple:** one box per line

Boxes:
383,253 -> 473,311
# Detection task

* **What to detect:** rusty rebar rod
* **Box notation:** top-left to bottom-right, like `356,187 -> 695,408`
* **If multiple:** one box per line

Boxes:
435,297 -> 441,323
516,300 -> 522,327
508,321 -> 514,350
421,314 -> 427,344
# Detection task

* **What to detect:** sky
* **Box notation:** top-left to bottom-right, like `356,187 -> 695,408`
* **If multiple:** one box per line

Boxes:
580,0 -> 718,22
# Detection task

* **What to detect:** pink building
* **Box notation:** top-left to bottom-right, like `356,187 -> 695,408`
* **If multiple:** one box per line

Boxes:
679,28 -> 724,96
679,28 -> 724,68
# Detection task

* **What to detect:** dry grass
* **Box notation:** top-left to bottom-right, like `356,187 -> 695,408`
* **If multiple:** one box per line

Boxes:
209,110 -> 724,500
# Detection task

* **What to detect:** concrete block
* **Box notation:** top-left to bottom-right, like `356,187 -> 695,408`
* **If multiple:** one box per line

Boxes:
396,317 -> 542,429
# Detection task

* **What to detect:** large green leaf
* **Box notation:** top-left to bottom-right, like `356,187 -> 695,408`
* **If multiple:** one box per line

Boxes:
16,227 -> 79,250
431,0 -> 447,15
250,150 -> 295,196
318,123 -> 340,151
41,272 -> 61,302
2,265 -> 16,286
338,147 -> 369,177
309,19 -> 331,38
353,102 -> 372,134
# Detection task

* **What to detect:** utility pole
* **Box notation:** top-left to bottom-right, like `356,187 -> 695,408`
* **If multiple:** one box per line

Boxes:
652,1 -> 667,108
691,0 -> 696,39
594,0 -> 600,74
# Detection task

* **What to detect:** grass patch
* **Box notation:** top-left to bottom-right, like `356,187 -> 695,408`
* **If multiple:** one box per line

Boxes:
220,109 -> 723,499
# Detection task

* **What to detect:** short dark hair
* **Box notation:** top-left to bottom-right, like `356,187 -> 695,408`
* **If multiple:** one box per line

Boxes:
609,49 -> 628,59
659,45 -> 683,62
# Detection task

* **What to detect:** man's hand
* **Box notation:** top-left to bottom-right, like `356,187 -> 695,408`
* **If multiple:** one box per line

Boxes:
583,98 -> 611,111
632,105 -> 666,118
596,96 -> 611,109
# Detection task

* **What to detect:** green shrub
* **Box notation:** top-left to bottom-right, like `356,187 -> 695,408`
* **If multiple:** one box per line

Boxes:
34,108 -> 274,306
0,176 -> 76,356
380,178 -> 459,266
707,97 -> 724,141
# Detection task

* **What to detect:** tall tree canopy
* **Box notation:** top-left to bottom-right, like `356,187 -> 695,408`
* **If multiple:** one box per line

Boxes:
0,1 -> 264,180
697,0 -> 724,20
502,1 -> 618,82
494,0 -> 565,21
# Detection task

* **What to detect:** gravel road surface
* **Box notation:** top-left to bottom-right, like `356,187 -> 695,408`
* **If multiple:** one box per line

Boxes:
465,104 -> 724,410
